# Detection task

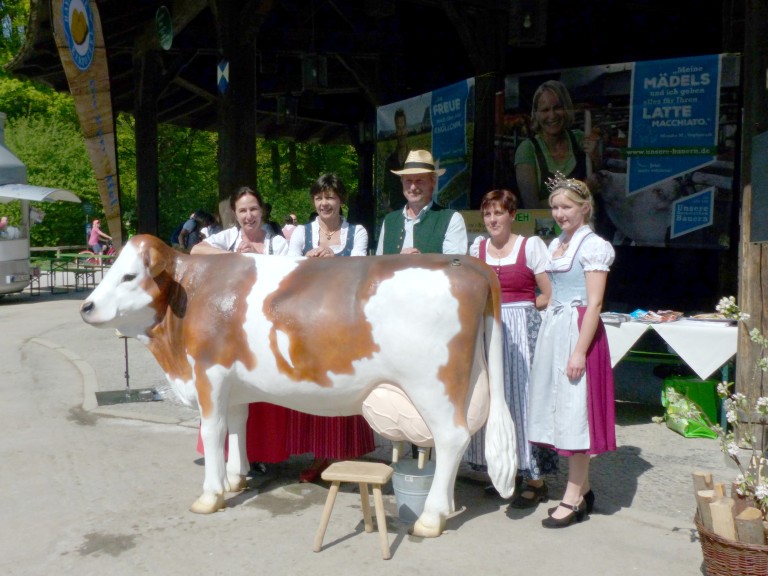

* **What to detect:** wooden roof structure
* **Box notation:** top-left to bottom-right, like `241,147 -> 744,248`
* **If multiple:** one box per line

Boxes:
9,0 -> 728,145
7,1 -> 768,407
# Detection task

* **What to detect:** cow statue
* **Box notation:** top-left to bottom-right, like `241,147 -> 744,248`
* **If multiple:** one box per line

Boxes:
80,235 -> 516,537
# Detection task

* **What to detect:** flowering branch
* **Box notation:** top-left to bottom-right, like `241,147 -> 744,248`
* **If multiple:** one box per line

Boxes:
655,297 -> 768,517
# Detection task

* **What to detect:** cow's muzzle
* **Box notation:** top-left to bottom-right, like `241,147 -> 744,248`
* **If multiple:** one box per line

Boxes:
80,300 -> 94,317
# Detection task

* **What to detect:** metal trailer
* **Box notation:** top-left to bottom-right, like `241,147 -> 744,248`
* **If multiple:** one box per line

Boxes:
0,113 -> 80,295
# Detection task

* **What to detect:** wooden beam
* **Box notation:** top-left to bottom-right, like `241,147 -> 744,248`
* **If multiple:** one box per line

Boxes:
172,76 -> 217,102
737,0 -> 768,450
157,95 -> 215,124
333,54 -> 379,107
443,0 -> 507,73
134,51 -> 160,236
443,1 -> 484,72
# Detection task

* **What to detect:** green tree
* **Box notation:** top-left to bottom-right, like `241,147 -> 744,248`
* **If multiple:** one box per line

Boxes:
255,139 -> 359,226
117,113 -> 220,243
0,0 -> 29,66
5,114 -> 100,245
0,74 -> 78,124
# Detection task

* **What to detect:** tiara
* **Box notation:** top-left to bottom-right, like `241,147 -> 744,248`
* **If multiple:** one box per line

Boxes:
545,171 -> 590,198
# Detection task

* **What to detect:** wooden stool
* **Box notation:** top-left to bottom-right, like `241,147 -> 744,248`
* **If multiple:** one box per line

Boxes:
313,461 -> 394,560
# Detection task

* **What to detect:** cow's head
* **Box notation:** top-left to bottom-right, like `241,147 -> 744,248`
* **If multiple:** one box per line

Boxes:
80,235 -> 174,338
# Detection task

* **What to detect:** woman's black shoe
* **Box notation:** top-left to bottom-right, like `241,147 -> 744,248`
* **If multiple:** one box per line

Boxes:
548,490 -> 594,515
541,501 -> 586,528
484,484 -> 501,497
510,481 -> 549,509
584,489 -> 595,513
484,474 -> 523,498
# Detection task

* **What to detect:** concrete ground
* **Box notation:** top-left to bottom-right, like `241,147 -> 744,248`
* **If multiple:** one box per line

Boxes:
0,286 -> 735,576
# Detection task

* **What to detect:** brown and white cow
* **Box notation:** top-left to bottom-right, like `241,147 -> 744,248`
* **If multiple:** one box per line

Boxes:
80,234 -> 516,537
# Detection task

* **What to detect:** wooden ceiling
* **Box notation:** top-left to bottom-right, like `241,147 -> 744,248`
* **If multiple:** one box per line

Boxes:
8,0 -> 730,145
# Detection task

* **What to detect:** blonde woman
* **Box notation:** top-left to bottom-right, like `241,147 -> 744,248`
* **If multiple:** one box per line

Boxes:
528,172 -> 615,528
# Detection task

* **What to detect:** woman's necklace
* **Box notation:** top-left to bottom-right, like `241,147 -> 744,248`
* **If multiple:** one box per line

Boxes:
487,235 -> 515,275
555,235 -> 571,258
318,219 -> 341,241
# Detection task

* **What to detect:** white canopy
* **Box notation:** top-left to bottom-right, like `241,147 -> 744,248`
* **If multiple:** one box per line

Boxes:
0,184 -> 81,204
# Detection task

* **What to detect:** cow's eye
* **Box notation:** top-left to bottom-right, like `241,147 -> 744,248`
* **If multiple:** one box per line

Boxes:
122,274 -> 137,283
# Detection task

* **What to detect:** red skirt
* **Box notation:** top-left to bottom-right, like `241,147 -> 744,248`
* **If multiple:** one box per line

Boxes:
196,402 -> 291,463
285,412 -> 375,460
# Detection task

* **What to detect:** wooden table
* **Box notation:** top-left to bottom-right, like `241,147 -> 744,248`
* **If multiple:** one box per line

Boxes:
33,256 -> 72,293
58,253 -> 105,291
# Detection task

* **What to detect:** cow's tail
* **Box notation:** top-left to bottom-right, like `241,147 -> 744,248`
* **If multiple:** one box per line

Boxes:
483,280 -> 517,498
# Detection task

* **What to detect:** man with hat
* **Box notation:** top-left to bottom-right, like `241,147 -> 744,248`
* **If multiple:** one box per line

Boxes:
376,149 -> 468,255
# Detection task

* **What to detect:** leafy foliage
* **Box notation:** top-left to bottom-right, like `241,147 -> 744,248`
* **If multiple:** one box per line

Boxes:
116,113 -> 220,242
5,114 -> 99,245
1,9 -> 360,247
0,0 -> 29,66
255,140 -> 359,227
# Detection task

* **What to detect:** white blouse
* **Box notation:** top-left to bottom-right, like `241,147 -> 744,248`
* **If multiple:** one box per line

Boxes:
287,219 -> 369,256
548,225 -> 614,272
203,225 -> 289,255
469,234 -> 549,274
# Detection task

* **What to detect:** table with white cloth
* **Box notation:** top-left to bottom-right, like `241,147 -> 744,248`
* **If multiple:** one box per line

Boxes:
604,319 -> 738,381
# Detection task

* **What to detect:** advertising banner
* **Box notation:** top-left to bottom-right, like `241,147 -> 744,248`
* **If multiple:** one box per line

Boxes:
375,78 -> 474,232
52,0 -> 122,246
461,209 -> 557,246
496,54 -> 739,249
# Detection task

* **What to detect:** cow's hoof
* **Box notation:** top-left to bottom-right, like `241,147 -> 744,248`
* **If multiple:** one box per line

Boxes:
409,516 -> 445,538
189,492 -> 225,514
226,474 -> 247,493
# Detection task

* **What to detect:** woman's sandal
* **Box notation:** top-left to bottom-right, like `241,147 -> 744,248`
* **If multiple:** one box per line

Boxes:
509,481 -> 549,509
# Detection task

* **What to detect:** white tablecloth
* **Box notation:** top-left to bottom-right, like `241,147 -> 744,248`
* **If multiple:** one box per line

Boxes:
604,319 -> 737,380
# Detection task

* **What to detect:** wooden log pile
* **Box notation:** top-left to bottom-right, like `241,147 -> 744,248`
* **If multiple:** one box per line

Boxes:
693,471 -> 768,545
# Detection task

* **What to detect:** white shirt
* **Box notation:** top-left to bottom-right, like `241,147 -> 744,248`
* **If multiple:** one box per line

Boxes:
375,201 -> 468,255
203,225 -> 289,255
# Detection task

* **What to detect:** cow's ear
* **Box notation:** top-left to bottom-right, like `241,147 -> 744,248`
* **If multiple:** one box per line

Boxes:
145,246 -> 166,278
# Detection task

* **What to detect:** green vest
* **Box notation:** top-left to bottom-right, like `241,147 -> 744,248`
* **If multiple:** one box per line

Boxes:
381,204 -> 454,254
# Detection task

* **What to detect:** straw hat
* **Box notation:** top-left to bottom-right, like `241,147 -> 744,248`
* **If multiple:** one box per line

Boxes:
390,150 -> 446,176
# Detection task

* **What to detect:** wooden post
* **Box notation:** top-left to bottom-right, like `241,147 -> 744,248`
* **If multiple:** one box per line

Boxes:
735,507 -> 766,545
730,482 -> 750,517
214,1 -> 268,223
710,497 -> 737,541
134,51 -> 159,236
692,471 -> 713,493
713,482 -> 727,499
697,489 -> 716,530
738,0 -> 768,453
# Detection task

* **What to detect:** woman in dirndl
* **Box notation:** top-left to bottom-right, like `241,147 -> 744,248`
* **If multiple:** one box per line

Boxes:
528,172 -> 616,528
285,173 -> 374,482
464,189 -> 557,506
